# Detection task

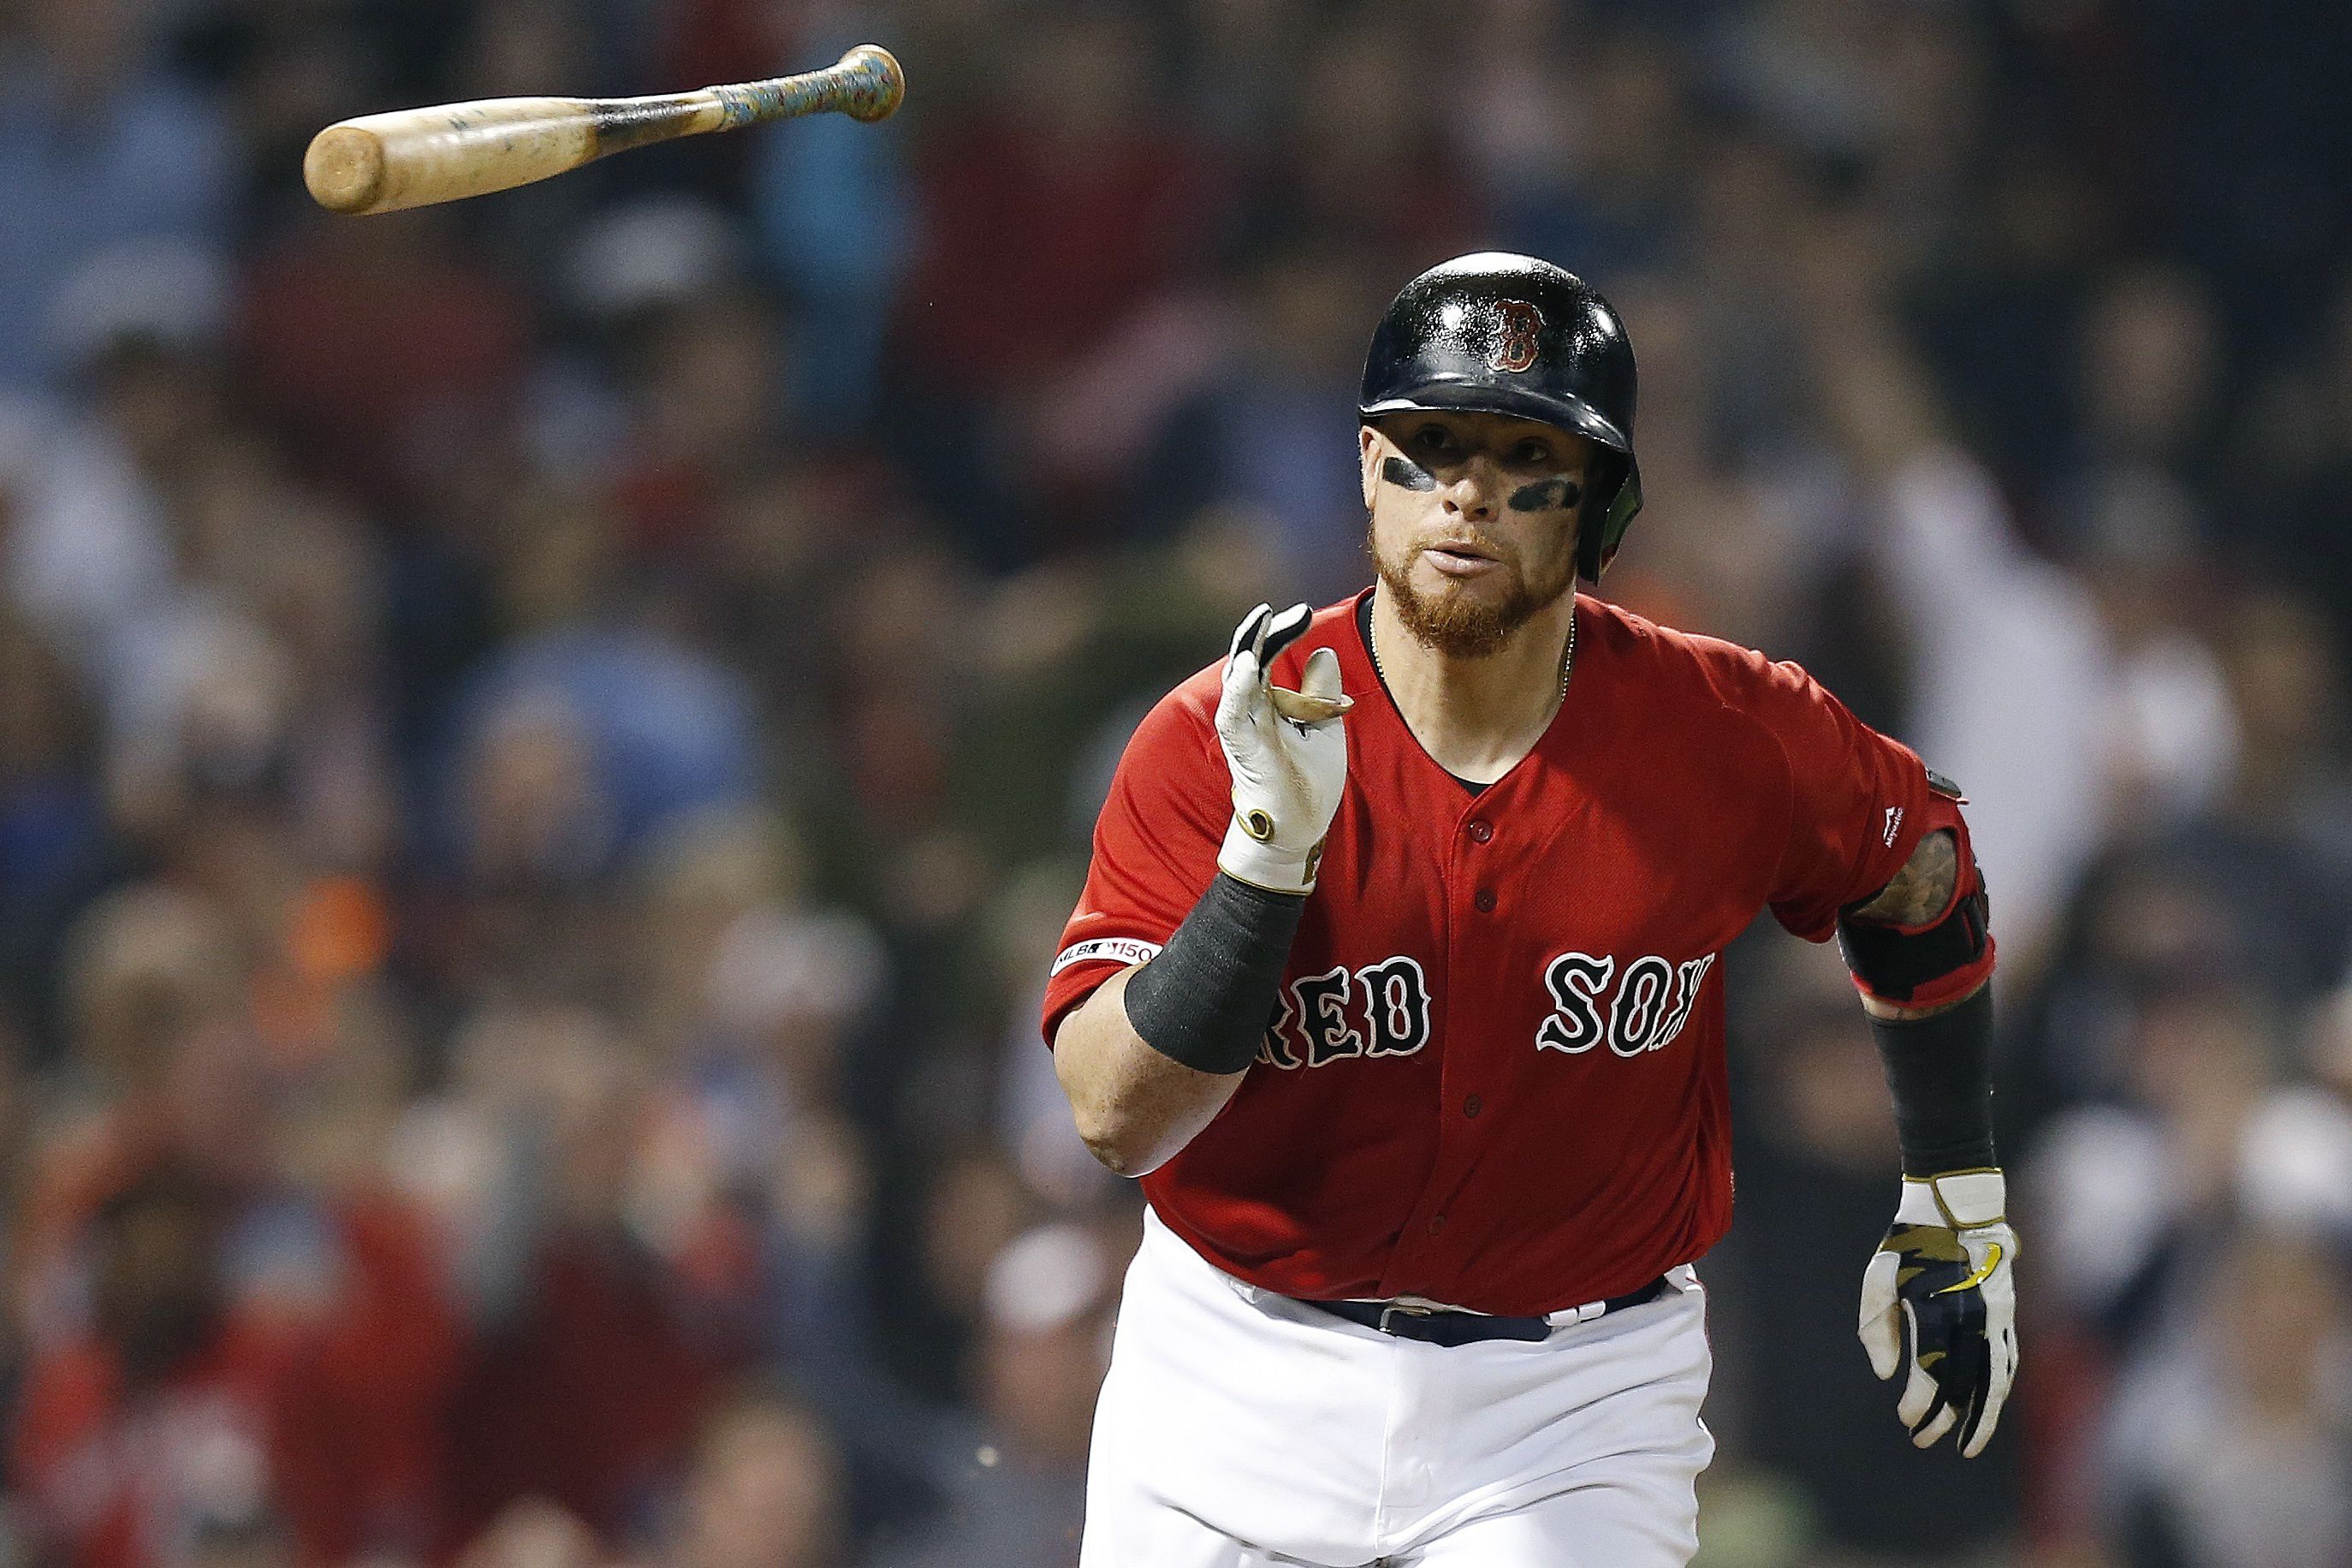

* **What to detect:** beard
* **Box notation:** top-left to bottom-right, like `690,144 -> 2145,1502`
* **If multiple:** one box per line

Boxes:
1368,522 -> 1578,659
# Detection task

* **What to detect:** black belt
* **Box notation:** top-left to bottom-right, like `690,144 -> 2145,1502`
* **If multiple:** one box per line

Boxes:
1302,1275 -> 1671,1346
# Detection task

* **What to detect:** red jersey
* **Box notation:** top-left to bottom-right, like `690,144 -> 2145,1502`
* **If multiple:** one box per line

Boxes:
1043,591 -> 1935,1316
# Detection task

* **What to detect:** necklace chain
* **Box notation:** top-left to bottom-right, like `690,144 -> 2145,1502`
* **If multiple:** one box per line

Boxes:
1369,601 -> 1577,706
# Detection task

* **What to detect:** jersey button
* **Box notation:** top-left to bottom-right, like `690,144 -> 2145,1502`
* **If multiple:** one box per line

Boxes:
1463,1094 -> 1482,1119
1468,820 -> 1493,842
1428,1215 -> 1447,1234
1474,889 -> 1496,912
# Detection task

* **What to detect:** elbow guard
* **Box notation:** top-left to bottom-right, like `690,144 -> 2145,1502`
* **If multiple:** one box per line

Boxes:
1836,793 -> 1994,1011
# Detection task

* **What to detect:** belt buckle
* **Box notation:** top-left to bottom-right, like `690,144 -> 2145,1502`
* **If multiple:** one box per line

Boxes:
1376,1303 -> 1434,1334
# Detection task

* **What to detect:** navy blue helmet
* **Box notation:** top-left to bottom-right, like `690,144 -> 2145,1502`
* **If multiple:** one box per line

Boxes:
1361,252 -> 1643,580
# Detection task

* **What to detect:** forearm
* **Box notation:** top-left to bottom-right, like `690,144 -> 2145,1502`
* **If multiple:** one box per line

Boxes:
1054,968 -> 1249,1177
1053,603 -> 1341,1177
1054,870 -> 1308,1176
1841,823 -> 1999,1173
1865,979 -> 1996,1173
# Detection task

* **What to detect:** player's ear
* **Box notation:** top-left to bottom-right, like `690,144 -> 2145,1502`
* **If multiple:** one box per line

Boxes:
1359,425 -> 1380,512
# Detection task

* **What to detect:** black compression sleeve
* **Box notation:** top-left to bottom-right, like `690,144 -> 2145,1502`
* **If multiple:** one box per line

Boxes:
1869,984 -> 1997,1175
1120,873 -> 1305,1075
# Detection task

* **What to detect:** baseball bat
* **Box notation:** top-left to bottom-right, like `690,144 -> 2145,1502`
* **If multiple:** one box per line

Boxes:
304,45 -> 903,217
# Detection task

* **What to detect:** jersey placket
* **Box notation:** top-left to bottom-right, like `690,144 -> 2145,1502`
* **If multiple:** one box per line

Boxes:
1376,786 -> 1508,1295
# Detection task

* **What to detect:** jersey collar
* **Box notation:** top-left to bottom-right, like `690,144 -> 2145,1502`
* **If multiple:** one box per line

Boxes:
1341,585 -> 1590,801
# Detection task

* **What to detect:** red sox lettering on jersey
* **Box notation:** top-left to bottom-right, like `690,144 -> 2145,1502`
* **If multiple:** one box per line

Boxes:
1045,591 -> 1944,1318
1246,947 -> 1714,1070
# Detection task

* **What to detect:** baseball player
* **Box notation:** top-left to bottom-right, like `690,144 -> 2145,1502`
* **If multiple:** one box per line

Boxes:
1044,253 -> 2016,1566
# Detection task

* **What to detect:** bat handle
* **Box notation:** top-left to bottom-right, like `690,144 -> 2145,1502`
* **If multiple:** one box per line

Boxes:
711,45 -> 904,129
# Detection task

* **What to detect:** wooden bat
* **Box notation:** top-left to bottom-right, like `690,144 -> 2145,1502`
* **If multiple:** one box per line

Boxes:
304,45 -> 903,217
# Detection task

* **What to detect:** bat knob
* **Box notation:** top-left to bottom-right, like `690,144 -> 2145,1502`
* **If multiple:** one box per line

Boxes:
838,45 -> 905,122
305,124 -> 385,213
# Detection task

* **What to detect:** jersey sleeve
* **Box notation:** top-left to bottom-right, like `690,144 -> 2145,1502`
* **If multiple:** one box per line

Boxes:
1041,675 -> 1231,1046
1753,657 -> 1935,942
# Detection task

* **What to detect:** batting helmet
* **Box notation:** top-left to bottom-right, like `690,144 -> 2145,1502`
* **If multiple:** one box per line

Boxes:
1359,252 -> 1642,581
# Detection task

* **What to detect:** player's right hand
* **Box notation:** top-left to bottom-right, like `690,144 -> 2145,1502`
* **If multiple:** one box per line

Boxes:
1215,603 -> 1350,895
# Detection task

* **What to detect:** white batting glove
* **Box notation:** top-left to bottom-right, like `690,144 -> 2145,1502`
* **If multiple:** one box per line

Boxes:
1215,603 -> 1350,895
1858,1168 -> 2020,1458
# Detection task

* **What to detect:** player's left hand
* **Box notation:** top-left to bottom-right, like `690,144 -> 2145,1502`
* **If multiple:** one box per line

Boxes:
1857,1168 -> 2018,1458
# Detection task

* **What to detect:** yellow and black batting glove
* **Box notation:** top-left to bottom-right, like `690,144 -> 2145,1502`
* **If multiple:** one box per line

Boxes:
1857,1169 -> 2019,1458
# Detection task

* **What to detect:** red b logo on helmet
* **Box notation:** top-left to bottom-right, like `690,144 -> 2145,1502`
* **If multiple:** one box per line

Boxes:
1491,300 -> 1544,373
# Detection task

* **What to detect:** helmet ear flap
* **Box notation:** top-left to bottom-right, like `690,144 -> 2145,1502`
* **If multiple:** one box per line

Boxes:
1576,452 -> 1643,583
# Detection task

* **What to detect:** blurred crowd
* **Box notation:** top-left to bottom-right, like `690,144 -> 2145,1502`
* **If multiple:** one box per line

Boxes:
2,0 -> 2351,1565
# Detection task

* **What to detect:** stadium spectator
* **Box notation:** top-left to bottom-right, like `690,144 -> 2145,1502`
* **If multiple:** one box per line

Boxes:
0,3 -> 2349,1562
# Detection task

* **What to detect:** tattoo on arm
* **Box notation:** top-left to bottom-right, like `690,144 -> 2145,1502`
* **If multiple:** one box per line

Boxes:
1851,829 -> 1958,926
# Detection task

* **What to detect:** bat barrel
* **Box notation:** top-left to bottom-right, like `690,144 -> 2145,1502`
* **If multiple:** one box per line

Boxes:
306,95 -> 648,216
304,124 -> 390,215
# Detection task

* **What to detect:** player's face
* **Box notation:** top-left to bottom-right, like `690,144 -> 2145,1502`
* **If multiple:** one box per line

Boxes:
1360,412 -> 1593,658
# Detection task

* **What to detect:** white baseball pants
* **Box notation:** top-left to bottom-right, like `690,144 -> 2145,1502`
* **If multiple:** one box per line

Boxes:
1081,1209 -> 1714,1567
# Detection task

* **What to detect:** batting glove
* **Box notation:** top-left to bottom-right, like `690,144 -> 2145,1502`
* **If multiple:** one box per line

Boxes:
1215,603 -> 1350,895
1857,1168 -> 2019,1458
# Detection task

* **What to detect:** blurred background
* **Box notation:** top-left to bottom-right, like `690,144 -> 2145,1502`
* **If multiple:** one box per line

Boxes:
1,0 -> 2350,1564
